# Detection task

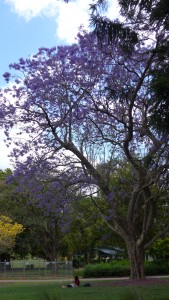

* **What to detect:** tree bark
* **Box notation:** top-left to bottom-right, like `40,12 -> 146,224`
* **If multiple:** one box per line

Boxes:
126,239 -> 145,280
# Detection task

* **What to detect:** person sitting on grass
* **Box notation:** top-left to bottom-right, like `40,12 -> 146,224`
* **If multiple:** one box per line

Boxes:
62,275 -> 80,288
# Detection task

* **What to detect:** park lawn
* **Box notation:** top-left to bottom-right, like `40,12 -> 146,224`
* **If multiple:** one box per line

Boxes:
0,281 -> 169,300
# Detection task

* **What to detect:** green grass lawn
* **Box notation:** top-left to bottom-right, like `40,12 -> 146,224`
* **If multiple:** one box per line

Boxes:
0,281 -> 169,300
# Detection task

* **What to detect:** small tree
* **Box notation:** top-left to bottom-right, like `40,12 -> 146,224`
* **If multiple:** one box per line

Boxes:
0,215 -> 24,255
147,237 -> 169,262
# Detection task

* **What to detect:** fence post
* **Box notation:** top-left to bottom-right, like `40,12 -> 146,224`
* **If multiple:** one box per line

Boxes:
4,261 -> 6,278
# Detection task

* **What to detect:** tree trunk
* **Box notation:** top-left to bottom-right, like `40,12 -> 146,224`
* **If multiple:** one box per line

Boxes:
126,240 -> 145,280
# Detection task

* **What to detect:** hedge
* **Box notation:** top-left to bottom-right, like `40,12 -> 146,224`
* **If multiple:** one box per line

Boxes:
82,260 -> 169,278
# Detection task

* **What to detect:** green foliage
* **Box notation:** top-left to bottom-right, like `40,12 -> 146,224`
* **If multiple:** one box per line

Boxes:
150,0 -> 169,28
64,197 -> 121,263
83,260 -> 130,277
149,39 -> 169,132
144,260 -> 169,275
0,169 -> 69,260
83,260 -> 169,278
147,237 -> 169,262
0,169 -> 12,180
119,0 -> 169,29
91,0 -> 169,132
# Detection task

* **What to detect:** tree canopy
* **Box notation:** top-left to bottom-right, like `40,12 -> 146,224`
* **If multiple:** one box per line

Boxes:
90,0 -> 169,131
0,215 -> 23,254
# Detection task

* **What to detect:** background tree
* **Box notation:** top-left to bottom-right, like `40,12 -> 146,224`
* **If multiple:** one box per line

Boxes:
0,215 -> 23,257
1,28 -> 169,280
0,169 -> 67,260
147,237 -> 169,262
64,197 -> 118,264
90,0 -> 169,131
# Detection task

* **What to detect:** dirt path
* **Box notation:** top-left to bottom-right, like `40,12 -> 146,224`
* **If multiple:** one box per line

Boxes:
0,276 -> 168,285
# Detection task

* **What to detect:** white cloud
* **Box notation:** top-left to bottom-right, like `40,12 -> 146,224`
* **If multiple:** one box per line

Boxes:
4,0 -> 58,20
107,0 -> 120,20
56,0 -> 91,43
4,0 -> 120,43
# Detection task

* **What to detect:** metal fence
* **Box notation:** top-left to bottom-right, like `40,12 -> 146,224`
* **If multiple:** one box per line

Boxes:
0,260 -> 73,279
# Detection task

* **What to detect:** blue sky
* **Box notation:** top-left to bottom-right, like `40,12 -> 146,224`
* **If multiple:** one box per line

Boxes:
0,0 -> 90,87
0,0 -> 119,170
0,2 -> 57,87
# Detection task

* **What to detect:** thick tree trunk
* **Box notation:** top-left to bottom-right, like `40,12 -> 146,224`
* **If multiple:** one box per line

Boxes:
126,240 -> 145,280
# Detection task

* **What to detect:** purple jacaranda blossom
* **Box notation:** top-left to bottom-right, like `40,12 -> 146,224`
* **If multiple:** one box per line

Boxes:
3,72 -> 11,82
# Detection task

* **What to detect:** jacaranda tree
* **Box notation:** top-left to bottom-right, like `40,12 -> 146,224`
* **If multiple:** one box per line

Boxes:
0,27 -> 169,279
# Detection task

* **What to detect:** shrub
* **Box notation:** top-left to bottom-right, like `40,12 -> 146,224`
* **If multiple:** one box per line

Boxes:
144,261 -> 169,275
82,260 -> 169,278
83,260 -> 130,278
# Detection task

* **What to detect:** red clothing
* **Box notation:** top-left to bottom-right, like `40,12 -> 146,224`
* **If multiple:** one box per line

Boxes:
74,278 -> 80,286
